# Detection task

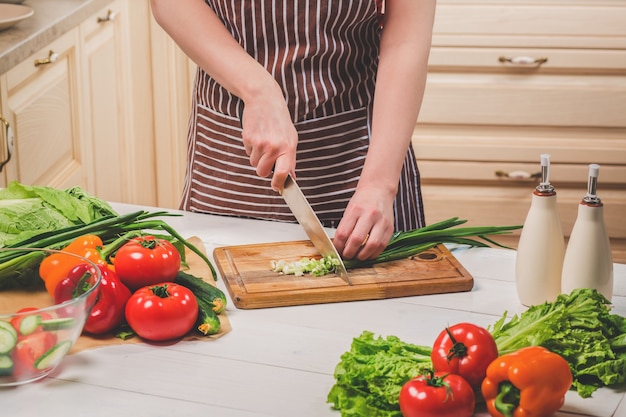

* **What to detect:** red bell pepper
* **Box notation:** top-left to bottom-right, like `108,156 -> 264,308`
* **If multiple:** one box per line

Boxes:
82,265 -> 131,335
53,263 -> 100,307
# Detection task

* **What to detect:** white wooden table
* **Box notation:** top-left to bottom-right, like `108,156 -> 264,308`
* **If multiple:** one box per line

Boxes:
1,203 -> 624,417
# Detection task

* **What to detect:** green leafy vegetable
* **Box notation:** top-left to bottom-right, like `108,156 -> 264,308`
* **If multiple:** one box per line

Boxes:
0,181 -> 117,246
327,331 -> 432,417
0,182 -> 217,289
490,288 -> 626,398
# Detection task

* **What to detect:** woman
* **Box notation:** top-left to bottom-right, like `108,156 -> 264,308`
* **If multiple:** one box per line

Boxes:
150,0 -> 436,261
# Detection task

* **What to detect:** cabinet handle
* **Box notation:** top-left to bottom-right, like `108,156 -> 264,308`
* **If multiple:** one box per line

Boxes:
0,116 -> 14,172
34,50 -> 59,67
97,9 -> 118,23
498,56 -> 548,67
495,170 -> 541,180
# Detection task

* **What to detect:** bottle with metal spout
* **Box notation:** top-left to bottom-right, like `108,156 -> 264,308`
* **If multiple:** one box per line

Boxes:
561,164 -> 613,300
515,154 -> 565,306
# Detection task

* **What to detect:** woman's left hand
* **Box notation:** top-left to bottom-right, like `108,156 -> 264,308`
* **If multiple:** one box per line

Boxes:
332,186 -> 395,261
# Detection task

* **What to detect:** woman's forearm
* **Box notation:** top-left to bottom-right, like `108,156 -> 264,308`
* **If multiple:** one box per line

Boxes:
360,0 -> 436,196
150,0 -> 280,104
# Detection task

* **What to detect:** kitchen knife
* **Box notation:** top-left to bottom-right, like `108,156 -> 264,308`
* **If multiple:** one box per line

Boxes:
280,173 -> 351,285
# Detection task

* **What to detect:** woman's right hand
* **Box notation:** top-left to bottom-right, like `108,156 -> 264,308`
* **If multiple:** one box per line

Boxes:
151,0 -> 298,192
241,85 -> 298,192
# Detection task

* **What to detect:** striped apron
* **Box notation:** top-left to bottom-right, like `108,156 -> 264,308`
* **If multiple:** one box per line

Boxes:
180,0 -> 425,231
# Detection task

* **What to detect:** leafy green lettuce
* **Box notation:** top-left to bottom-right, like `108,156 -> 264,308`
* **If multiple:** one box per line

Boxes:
327,331 -> 432,417
0,181 -> 117,247
490,288 -> 626,398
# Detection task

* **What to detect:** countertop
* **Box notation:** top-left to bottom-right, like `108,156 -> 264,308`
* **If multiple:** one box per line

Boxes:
0,0 -> 114,74
1,202 -> 625,417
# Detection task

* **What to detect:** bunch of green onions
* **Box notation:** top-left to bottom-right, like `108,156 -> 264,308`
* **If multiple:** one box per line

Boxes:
344,217 -> 522,269
342,217 -> 521,269
272,217 -> 522,276
0,210 -> 216,290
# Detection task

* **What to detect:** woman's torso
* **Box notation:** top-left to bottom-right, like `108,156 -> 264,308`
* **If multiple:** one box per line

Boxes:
182,0 -> 424,231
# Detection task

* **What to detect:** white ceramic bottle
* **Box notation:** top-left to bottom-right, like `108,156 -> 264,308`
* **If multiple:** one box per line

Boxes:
561,164 -> 614,300
515,154 -> 565,306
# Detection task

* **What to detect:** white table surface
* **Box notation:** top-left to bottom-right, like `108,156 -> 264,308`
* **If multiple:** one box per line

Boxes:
1,203 -> 624,417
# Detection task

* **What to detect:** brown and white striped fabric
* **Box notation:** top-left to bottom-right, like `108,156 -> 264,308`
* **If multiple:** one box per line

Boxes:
180,0 -> 425,231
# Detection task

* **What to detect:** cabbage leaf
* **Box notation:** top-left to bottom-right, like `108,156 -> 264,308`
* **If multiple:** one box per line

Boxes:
0,181 -> 117,247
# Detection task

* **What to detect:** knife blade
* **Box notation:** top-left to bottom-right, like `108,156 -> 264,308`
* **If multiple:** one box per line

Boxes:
280,174 -> 351,285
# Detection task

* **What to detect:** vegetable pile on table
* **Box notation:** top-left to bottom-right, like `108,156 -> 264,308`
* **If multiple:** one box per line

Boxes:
0,181 -> 227,343
327,288 -> 626,417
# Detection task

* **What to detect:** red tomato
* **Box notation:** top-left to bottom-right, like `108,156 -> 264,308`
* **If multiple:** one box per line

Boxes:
399,371 -> 475,417
12,331 -> 58,376
431,322 -> 498,389
114,236 -> 181,291
125,283 -> 198,342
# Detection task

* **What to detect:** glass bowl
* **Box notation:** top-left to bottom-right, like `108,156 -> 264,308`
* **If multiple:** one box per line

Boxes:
0,248 -> 101,386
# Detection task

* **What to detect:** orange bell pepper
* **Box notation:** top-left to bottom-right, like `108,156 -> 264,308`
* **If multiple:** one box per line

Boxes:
39,234 -> 109,296
481,346 -> 573,417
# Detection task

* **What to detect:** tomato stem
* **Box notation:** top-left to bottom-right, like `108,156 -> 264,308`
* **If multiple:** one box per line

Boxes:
138,237 -> 159,250
150,284 -> 170,298
424,370 -> 447,388
423,370 -> 454,401
445,327 -> 468,361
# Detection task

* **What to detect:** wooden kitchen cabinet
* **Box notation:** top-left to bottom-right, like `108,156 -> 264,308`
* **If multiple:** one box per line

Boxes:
0,29 -> 89,191
149,16 -> 196,210
412,0 -> 626,261
0,0 -> 157,206
79,0 -> 157,205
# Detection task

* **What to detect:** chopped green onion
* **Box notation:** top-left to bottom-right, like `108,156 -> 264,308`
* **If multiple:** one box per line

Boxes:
271,256 -> 340,277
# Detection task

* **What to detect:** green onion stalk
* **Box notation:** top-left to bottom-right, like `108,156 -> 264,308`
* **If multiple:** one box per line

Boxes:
343,217 -> 522,270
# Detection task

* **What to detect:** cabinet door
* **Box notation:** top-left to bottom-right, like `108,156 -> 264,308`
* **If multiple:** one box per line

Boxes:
80,0 -> 157,205
149,15 -> 196,209
0,30 -> 91,190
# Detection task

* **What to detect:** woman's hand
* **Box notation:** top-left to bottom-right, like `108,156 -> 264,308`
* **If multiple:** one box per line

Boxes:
240,88 -> 298,192
334,0 -> 436,261
151,0 -> 298,192
333,185 -> 395,261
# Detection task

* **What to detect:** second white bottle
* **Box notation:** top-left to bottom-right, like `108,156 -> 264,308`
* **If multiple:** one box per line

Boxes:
561,164 -> 614,300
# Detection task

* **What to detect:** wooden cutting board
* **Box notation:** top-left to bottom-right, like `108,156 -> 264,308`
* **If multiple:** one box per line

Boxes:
213,240 -> 474,309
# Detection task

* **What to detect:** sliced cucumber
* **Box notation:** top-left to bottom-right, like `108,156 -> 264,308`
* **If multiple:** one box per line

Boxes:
40,318 -> 76,331
0,354 -> 14,376
0,327 -> 17,355
0,321 -> 17,342
18,314 -> 41,336
34,340 -> 72,370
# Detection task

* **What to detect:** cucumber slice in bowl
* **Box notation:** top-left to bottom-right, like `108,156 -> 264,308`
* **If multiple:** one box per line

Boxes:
0,321 -> 17,345
0,355 -> 14,376
40,318 -> 76,331
18,314 -> 41,336
34,340 -> 73,371
0,327 -> 17,355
